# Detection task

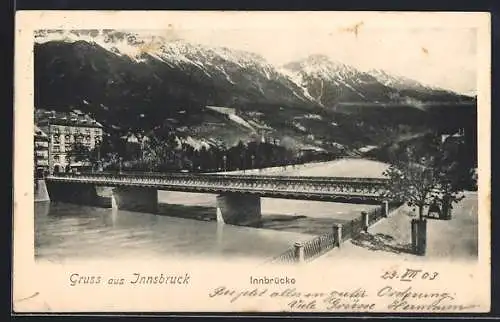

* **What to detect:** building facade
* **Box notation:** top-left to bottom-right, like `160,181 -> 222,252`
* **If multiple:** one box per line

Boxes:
34,125 -> 49,177
35,109 -> 104,173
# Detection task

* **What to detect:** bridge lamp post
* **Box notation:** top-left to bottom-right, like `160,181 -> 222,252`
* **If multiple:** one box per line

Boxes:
241,152 -> 245,171
223,155 -> 227,172
119,157 -> 123,174
251,155 -> 255,169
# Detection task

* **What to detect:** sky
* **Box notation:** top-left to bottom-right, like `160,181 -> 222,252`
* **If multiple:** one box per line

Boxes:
152,26 -> 477,95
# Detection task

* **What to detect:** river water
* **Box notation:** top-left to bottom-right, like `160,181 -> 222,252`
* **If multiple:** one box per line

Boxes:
34,201 -> 315,262
35,159 -> 385,262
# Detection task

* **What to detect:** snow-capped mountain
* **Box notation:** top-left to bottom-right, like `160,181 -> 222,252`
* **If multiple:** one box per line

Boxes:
34,30 -> 337,151
367,68 -> 458,95
282,54 -> 393,106
34,29 -> 475,152
35,29 -> 316,109
282,54 -> 470,108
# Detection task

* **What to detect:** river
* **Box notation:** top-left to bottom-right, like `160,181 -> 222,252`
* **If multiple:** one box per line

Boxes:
35,159 -> 387,262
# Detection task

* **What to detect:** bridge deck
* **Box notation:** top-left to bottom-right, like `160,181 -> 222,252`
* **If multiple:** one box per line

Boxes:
46,173 -> 390,204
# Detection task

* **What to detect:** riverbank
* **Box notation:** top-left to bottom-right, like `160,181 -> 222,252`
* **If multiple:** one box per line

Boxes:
313,191 -> 478,263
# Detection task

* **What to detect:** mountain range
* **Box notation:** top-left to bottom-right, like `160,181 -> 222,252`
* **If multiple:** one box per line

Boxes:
34,29 -> 475,152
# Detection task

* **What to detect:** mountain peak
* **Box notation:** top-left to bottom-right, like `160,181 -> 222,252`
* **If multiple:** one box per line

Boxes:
284,54 -> 357,76
285,54 -> 347,68
303,54 -> 331,64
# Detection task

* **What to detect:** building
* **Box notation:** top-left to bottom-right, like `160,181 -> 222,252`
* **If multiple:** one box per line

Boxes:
297,146 -> 327,159
34,125 -> 49,178
35,109 -> 104,173
441,127 -> 465,144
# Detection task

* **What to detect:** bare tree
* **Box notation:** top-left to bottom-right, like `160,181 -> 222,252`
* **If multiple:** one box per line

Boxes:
383,135 -> 467,220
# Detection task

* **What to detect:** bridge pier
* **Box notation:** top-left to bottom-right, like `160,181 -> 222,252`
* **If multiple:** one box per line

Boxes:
112,187 -> 158,213
35,179 -> 50,202
46,181 -> 99,206
216,193 -> 261,226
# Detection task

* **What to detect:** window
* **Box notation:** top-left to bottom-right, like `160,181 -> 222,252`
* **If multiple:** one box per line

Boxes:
37,160 -> 49,166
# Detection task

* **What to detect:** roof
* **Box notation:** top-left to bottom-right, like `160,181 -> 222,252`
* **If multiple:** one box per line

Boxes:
34,125 -> 48,138
35,109 -> 103,128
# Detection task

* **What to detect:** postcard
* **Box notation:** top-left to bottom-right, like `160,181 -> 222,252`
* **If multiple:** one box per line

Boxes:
13,11 -> 491,313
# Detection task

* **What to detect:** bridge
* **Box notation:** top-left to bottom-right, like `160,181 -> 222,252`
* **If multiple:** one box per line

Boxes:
45,172 -> 392,226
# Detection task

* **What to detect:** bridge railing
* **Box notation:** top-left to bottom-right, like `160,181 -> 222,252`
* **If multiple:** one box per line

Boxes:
46,172 -> 391,203
49,171 -> 389,184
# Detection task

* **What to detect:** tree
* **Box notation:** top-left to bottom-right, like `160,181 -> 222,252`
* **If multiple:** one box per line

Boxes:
383,135 -> 468,221
141,135 -> 170,171
382,134 -> 472,255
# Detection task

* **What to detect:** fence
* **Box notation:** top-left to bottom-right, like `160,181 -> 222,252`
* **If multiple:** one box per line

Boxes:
341,215 -> 366,241
302,230 -> 338,262
268,201 -> 403,264
367,206 -> 384,226
267,224 -> 342,265
268,247 -> 297,265
368,201 -> 402,226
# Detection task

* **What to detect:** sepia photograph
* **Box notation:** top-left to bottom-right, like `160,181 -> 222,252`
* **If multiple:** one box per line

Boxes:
14,11 -> 491,313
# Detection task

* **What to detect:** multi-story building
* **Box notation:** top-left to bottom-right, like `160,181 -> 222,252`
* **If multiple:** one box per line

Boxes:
35,109 -> 104,173
34,125 -> 49,177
